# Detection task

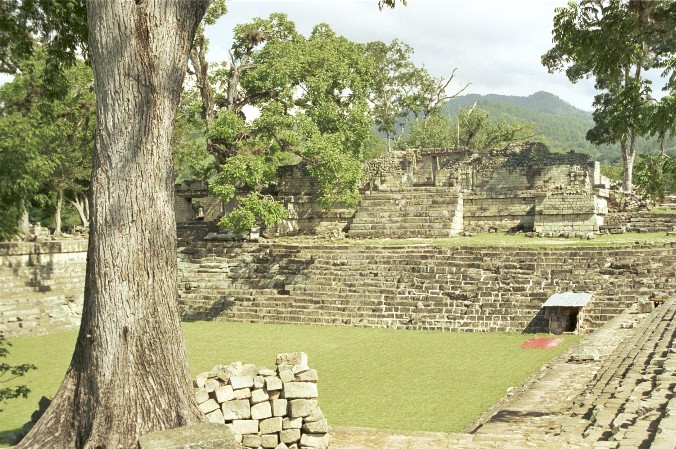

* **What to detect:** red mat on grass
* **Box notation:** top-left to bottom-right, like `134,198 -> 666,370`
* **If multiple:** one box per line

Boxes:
520,337 -> 564,349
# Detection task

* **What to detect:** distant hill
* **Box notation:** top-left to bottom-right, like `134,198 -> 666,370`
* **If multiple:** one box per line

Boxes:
442,91 -> 675,165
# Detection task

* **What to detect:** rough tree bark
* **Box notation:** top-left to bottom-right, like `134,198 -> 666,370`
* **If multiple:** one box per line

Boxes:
17,1 -> 210,448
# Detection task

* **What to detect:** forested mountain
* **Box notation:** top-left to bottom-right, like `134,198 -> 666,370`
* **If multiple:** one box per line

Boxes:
442,91 -> 675,165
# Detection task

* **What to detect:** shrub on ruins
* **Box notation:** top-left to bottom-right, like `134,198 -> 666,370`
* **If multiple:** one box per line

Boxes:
365,39 -> 467,151
542,0 -> 675,193
0,332 -> 36,413
634,154 -> 676,201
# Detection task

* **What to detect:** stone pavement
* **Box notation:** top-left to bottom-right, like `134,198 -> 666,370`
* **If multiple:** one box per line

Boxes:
331,299 -> 676,448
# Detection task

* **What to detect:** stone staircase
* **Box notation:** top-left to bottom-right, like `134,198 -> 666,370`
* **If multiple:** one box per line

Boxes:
348,188 -> 463,239
568,301 -> 676,448
177,241 -> 675,333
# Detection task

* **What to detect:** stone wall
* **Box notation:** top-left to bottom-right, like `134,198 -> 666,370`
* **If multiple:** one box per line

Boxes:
358,143 -> 610,236
3,237 -> 674,337
194,352 -> 329,449
0,240 -> 87,337
177,240 -> 676,334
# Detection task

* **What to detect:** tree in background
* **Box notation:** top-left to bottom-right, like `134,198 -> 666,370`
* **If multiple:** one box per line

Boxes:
542,0 -> 675,193
366,39 -> 467,150
0,51 -> 94,238
402,105 -> 538,151
187,14 -> 376,232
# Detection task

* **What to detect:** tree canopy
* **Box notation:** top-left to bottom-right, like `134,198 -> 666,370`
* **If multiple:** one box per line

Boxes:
0,50 -> 94,239
542,0 -> 675,192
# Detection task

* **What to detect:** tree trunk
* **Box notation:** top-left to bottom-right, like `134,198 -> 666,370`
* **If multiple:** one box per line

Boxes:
17,2 -> 210,448
18,199 -> 30,240
622,135 -> 636,193
68,193 -> 90,228
54,189 -> 63,237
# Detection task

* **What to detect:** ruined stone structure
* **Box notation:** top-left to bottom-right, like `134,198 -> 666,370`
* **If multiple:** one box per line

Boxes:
175,180 -> 224,224
193,352 -> 329,449
2,237 -> 674,337
174,143 -> 612,238
354,143 -> 609,237
0,240 -> 86,337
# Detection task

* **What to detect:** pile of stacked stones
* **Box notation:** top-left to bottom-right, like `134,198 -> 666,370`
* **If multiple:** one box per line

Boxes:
194,352 -> 329,449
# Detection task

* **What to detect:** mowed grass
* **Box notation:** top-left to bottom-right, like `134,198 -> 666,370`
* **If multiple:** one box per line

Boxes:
344,231 -> 676,247
0,322 -> 581,446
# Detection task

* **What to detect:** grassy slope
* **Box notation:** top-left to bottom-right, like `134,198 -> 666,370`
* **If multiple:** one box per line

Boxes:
1,323 -> 580,445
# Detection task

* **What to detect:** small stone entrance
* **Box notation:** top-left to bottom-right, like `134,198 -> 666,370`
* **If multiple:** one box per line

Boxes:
542,292 -> 592,335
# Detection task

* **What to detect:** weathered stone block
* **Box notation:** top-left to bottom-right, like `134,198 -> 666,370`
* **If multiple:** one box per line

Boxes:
283,382 -> 318,399
304,407 -> 324,423
260,416 -> 283,434
241,434 -> 261,448
198,399 -> 219,414
288,399 -> 317,418
265,376 -> 283,391
300,432 -> 329,449
230,375 -> 254,390
251,401 -> 273,420
283,417 -> 303,429
272,399 -> 288,417
254,375 -> 265,389
194,388 -> 209,404
251,387 -> 269,404
261,433 -> 279,448
280,428 -> 301,444
258,368 -> 276,376
231,419 -> 259,435
222,399 -> 251,420
276,352 -> 308,366
302,419 -> 329,433
295,369 -> 318,382
215,385 -> 235,403
138,423 -> 237,449
233,388 -> 251,400
206,408 -> 224,424
279,369 -> 295,383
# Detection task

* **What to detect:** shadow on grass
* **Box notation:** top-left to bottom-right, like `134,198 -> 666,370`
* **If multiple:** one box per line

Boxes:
0,426 -> 23,447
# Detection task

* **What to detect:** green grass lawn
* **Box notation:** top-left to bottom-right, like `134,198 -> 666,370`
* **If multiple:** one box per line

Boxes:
0,323 -> 580,446
313,231 -> 676,248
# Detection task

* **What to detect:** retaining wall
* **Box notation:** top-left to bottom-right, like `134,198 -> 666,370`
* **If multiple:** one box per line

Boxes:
177,240 -> 676,334
2,238 -> 674,337
0,240 -> 87,337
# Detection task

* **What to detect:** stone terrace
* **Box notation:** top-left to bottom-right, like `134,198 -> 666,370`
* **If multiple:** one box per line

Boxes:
331,299 -> 676,448
178,240 -> 675,333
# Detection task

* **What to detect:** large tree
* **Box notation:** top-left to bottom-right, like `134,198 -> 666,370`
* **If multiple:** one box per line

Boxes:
542,0 -> 675,193
11,1 -> 210,448
187,15 -> 376,232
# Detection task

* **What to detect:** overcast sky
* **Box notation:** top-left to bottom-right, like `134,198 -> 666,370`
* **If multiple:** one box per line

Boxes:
205,0 -> 599,111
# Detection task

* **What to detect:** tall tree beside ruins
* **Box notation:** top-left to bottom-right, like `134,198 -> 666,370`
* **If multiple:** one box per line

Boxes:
542,0 -> 675,193
188,15 -> 376,232
2,1 -> 210,447
365,39 -> 467,151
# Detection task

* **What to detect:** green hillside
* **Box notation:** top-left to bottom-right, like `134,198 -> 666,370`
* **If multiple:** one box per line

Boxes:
442,91 -> 675,165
